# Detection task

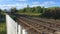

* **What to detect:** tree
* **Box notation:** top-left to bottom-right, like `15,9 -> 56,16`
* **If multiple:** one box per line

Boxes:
0,9 -> 2,14
11,7 -> 17,13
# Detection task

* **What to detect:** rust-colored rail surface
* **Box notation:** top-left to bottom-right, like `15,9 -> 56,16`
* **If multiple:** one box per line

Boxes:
13,14 -> 60,34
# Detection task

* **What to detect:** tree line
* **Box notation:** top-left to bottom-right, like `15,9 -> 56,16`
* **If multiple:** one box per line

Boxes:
10,6 -> 60,19
0,6 -> 60,19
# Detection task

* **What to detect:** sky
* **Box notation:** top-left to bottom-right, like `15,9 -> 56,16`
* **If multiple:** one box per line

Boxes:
0,0 -> 60,10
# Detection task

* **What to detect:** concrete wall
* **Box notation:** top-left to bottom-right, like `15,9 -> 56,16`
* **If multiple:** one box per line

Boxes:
6,14 -> 18,34
6,14 -> 27,34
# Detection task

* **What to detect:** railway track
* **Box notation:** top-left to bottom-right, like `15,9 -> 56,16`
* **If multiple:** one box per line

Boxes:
16,17 -> 55,33
13,14 -> 60,34
31,17 -> 60,26
25,17 -> 60,30
20,17 -> 58,31
18,18 -> 53,34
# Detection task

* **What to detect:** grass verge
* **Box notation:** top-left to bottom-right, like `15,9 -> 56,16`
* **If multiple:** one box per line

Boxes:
0,22 -> 6,34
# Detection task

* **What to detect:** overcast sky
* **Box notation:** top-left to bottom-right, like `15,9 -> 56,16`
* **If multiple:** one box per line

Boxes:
0,0 -> 60,9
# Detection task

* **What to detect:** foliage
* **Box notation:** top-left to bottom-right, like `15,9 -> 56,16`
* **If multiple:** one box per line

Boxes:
0,6 -> 60,19
42,7 -> 60,19
8,6 -> 58,19
0,22 -> 6,34
10,7 -> 18,13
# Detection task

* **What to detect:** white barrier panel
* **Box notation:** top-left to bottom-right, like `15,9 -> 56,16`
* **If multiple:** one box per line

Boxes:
22,29 -> 27,34
6,14 -> 18,34
6,14 -> 27,34
18,24 -> 22,34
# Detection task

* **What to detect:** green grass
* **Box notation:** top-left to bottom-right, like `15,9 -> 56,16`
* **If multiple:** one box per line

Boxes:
17,12 -> 42,16
0,22 -> 6,34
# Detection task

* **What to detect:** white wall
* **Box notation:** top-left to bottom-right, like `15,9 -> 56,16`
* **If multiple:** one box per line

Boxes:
18,24 -> 22,34
6,14 -> 18,34
6,14 -> 27,34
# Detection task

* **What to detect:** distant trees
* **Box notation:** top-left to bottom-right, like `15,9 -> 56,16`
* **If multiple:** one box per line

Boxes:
0,9 -> 2,14
34,6 -> 42,13
18,6 -> 43,13
9,6 -> 60,19
42,7 -> 60,19
11,8 -> 18,13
